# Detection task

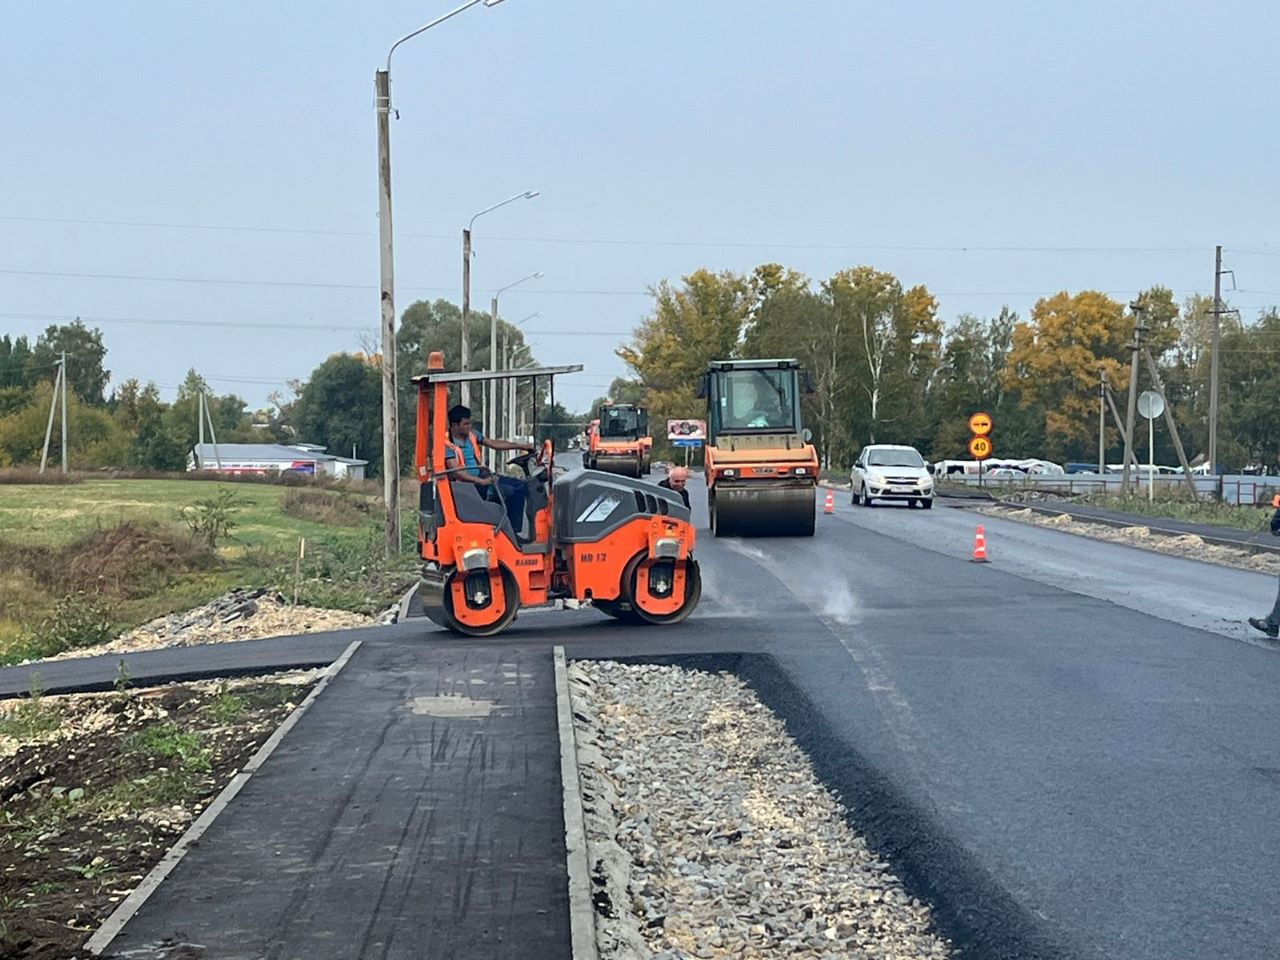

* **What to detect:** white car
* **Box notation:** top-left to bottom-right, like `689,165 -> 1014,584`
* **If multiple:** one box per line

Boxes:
851,444 -> 934,508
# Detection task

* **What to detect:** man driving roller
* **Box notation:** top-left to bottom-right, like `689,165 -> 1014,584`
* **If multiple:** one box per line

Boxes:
445,404 -> 535,535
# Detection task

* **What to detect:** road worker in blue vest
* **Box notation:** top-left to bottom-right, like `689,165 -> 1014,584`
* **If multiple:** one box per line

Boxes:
445,404 -> 535,537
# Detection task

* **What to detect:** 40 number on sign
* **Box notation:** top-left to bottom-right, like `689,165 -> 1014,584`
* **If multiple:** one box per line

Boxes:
968,435 -> 993,459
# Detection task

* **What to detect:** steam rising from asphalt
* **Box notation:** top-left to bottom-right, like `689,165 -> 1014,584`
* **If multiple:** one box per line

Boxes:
821,582 -> 859,625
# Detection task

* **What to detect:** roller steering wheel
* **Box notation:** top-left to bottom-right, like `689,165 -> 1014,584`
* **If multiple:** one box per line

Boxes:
535,439 -> 553,468
507,450 -> 535,478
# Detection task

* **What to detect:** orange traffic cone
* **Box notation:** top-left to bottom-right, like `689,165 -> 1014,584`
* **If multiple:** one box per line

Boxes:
824,489 -> 835,515
972,525 -> 990,563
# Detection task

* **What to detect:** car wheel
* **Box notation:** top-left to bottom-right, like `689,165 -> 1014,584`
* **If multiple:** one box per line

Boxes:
851,486 -> 860,506
923,498 -> 934,510
909,498 -> 918,508
861,485 -> 873,507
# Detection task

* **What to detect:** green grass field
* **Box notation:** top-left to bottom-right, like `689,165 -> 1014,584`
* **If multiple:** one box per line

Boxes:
0,479 -> 416,665
0,479 -> 355,550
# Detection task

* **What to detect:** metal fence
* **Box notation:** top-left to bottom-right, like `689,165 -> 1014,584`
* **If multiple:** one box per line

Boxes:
940,473 -> 1279,506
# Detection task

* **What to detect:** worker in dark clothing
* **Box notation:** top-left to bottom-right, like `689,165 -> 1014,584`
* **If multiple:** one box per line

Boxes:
1248,497 -> 1280,638
658,466 -> 691,508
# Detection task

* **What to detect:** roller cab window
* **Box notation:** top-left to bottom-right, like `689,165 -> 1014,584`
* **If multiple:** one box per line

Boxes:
717,370 -> 797,431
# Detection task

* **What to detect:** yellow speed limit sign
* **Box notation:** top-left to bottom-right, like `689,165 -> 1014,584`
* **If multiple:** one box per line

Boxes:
968,435 -> 993,459
968,412 -> 993,436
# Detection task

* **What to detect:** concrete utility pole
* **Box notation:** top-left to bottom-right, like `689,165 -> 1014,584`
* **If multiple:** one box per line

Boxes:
1209,244 -> 1221,476
461,227 -> 473,407
59,351 -> 68,474
373,0 -> 507,555
374,66 -> 400,554
1099,369 -> 1107,476
39,357 -> 64,475
1121,304 -> 1145,496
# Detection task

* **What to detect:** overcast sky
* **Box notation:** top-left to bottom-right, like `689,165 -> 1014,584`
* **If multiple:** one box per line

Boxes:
2,0 -> 1278,415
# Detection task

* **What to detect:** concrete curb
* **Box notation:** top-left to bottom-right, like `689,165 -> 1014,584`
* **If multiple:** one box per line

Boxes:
85,639 -> 363,956
554,646 -> 599,960
997,501 -> 1280,557
396,582 -> 419,622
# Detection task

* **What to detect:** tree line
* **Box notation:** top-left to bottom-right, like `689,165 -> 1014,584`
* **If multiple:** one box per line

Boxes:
0,301 -> 579,477
616,264 -> 1280,471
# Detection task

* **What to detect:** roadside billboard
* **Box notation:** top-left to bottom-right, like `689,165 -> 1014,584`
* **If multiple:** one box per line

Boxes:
667,419 -> 706,441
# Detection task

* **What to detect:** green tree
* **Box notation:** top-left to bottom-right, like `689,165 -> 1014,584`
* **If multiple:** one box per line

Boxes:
0,381 -> 127,467
1002,291 -> 1132,462
819,267 -> 941,457
0,335 -> 33,390
619,268 -> 754,456
29,320 -> 110,404
293,353 -> 384,476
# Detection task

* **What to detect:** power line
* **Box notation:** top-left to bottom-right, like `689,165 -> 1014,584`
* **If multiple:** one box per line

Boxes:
0,310 -> 369,333
0,267 -> 651,297
0,267 -> 1236,301
0,213 -> 1215,254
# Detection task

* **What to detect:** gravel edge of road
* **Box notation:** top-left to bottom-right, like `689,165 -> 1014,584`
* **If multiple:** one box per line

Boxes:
569,658 -> 952,960
980,504 -> 1280,576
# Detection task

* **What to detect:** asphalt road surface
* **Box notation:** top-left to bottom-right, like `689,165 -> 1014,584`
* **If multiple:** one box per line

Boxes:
86,474 -> 1280,960
674,478 -> 1280,960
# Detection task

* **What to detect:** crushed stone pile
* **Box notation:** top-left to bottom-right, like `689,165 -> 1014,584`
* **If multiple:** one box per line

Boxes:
570,660 -> 950,960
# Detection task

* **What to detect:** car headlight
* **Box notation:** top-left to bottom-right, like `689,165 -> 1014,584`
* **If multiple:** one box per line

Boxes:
868,474 -> 886,486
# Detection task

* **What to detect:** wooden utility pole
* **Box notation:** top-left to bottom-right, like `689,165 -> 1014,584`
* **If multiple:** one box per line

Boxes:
375,67 -> 400,554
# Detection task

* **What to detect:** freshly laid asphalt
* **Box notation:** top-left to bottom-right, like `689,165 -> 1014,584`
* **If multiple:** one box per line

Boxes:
23,476 -> 1278,959
0,630 -> 358,700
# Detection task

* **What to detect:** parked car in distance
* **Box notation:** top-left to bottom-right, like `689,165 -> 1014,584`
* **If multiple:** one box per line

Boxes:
851,444 -> 934,508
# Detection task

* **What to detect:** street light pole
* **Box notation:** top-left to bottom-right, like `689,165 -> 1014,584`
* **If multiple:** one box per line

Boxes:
373,0 -> 507,556
462,189 -> 539,408
500,311 -> 539,438
488,272 -> 542,460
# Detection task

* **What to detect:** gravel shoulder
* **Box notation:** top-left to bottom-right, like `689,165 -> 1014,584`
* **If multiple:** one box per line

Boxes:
569,660 -> 950,960
0,671 -> 319,960
981,505 -> 1280,576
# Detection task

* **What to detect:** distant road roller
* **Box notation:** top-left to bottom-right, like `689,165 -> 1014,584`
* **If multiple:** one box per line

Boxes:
414,352 -> 700,636
700,358 -> 819,537
582,402 -> 653,477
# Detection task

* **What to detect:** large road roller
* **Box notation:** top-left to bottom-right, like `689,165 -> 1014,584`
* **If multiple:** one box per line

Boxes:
700,358 -> 819,537
582,402 -> 653,477
414,353 -> 699,636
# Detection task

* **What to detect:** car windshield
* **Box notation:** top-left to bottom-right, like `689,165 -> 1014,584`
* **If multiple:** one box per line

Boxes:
717,369 -> 796,431
599,406 -> 641,438
866,449 -> 925,468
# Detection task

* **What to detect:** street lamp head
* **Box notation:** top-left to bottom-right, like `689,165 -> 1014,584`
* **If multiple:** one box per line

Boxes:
483,0 -> 506,6
523,190 -> 540,199
532,271 -> 545,280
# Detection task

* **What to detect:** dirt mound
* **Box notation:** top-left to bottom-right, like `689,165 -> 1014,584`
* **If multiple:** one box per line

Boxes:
65,525 -> 212,599
0,524 -> 212,603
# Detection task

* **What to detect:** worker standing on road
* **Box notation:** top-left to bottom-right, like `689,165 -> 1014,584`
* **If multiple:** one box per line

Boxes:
1248,498 -> 1280,638
658,466 -> 691,508
444,404 -> 534,535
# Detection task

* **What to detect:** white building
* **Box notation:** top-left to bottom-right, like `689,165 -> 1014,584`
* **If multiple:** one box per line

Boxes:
189,443 -> 368,481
